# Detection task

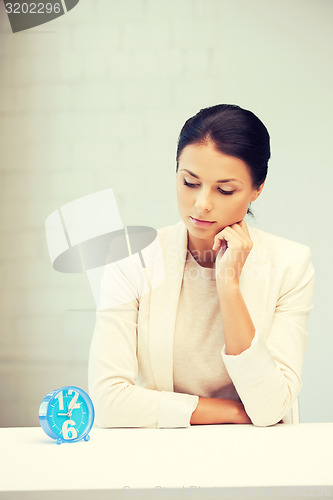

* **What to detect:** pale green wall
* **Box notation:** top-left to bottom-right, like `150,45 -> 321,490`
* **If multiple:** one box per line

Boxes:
0,0 -> 331,425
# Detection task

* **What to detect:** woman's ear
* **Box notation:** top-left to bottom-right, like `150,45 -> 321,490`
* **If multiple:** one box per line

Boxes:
250,180 -> 265,202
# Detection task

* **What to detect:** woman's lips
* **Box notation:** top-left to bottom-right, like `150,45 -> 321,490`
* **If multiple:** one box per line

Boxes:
190,217 -> 215,227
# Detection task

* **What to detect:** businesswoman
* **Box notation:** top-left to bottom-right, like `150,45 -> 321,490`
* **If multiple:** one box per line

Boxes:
88,104 -> 315,428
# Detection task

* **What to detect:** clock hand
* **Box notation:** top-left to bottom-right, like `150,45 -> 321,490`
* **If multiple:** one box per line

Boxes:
67,399 -> 79,417
68,404 -> 74,417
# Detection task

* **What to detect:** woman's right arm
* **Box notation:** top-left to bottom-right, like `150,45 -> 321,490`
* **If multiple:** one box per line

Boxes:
88,257 -> 199,428
190,397 -> 252,425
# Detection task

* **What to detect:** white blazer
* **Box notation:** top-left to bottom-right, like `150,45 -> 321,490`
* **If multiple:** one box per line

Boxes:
88,219 -> 315,428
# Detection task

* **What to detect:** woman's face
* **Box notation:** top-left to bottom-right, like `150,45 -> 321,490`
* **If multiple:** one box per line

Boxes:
176,142 -> 265,252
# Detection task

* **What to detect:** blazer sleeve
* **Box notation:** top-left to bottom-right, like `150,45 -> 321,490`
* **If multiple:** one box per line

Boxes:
88,256 -> 199,428
221,245 -> 315,427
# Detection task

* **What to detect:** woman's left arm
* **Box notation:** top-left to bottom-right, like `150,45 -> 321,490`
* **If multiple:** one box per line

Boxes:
213,220 -> 258,356
213,220 -> 315,427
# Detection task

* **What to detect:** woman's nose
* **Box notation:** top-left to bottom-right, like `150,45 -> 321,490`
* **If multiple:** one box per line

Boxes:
195,189 -> 213,212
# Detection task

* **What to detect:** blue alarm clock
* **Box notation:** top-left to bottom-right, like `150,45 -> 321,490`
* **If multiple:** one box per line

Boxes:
39,386 -> 94,444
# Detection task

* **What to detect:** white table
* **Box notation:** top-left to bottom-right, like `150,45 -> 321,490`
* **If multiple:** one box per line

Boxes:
0,423 -> 332,499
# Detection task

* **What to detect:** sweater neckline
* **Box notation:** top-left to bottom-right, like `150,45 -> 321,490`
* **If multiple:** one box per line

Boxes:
185,250 -> 216,281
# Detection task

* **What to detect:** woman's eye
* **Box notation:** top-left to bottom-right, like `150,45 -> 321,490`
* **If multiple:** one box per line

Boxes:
183,179 -> 198,188
218,188 -> 235,196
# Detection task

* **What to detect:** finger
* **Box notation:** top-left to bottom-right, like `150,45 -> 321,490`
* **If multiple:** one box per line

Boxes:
230,220 -> 247,234
221,226 -> 243,243
231,221 -> 252,245
212,233 -> 225,251
212,229 -> 228,250
212,228 -> 241,250
229,224 -> 245,237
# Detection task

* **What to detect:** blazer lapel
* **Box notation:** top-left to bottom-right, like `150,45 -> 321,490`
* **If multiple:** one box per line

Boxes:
148,220 -> 187,391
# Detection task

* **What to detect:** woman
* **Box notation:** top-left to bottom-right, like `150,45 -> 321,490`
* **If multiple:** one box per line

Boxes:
88,104 -> 315,428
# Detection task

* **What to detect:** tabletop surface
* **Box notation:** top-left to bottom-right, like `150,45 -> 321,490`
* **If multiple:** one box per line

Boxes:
0,423 -> 332,492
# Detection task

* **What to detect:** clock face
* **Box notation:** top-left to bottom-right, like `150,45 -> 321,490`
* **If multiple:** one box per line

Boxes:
40,387 -> 94,442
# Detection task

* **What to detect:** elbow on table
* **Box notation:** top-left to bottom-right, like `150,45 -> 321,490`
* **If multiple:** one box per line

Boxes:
89,372 -> 139,422
90,382 -> 159,428
91,399 -> 136,429
89,384 -> 129,428
251,416 -> 283,427
94,413 -> 112,429
93,406 -> 157,429
90,396 -> 114,428
243,404 -> 286,427
92,396 -> 120,428
92,401 -> 133,428
249,407 -> 288,427
247,403 -> 295,426
244,388 -> 300,427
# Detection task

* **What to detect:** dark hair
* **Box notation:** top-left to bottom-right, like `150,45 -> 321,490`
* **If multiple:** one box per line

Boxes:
176,104 -> 270,217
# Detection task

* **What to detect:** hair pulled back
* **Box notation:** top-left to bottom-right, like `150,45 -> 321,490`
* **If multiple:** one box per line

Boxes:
176,104 -> 270,217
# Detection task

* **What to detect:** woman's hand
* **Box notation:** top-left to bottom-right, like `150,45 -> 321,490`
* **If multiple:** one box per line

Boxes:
232,401 -> 253,424
190,397 -> 252,425
213,220 -> 253,287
